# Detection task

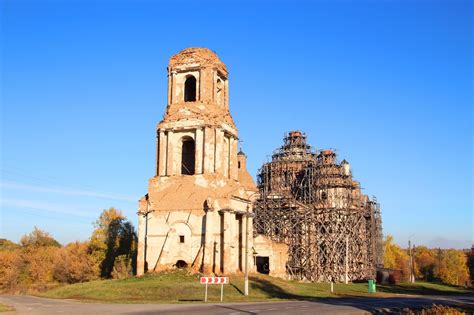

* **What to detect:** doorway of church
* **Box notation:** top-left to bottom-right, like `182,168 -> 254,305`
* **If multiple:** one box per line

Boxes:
256,256 -> 270,274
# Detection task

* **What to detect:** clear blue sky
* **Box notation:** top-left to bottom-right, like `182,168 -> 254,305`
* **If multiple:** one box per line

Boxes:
1,0 -> 472,249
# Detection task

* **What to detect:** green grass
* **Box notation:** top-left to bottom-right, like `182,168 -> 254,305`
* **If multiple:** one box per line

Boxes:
377,281 -> 474,296
0,303 -> 15,312
40,270 -> 473,303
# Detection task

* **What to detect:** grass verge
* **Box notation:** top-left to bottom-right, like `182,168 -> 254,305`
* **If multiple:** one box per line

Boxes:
41,270 -> 473,303
0,303 -> 15,312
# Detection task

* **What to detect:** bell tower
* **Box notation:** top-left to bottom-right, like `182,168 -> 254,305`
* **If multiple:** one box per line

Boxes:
156,47 -> 238,179
137,48 -> 259,276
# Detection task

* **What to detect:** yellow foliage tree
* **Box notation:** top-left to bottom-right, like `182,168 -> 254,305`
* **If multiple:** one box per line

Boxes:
89,208 -> 137,278
437,249 -> 470,286
413,246 -> 436,280
20,227 -> 61,289
53,241 -> 96,283
0,250 -> 23,291
23,246 -> 58,287
383,235 -> 410,280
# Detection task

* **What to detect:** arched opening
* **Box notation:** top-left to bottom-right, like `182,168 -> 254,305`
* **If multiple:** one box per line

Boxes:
184,76 -> 196,102
175,260 -> 188,269
181,138 -> 195,175
216,78 -> 223,105
321,191 -> 328,200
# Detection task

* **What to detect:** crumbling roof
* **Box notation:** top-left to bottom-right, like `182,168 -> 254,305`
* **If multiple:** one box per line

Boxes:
147,174 -> 251,212
169,47 -> 227,76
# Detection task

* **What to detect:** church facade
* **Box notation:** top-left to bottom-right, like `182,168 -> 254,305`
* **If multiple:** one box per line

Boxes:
136,48 -> 287,277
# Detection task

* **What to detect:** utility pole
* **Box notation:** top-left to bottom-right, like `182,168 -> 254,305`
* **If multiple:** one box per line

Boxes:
244,205 -> 249,296
408,234 -> 415,283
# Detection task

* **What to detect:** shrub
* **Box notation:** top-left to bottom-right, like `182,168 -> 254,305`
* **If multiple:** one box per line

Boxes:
53,242 -> 96,283
23,246 -> 58,287
111,255 -> 133,279
0,250 -> 23,291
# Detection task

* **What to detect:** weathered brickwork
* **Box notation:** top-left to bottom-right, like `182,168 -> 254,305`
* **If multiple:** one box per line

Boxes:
137,48 -> 287,277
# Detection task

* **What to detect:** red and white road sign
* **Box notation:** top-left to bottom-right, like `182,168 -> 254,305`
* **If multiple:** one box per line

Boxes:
200,277 -> 229,284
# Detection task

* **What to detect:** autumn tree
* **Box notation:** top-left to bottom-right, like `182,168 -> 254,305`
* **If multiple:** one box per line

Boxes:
0,239 -> 20,251
20,227 -> 61,248
436,249 -> 470,286
89,208 -> 137,278
0,241 -> 23,291
53,241 -> 96,283
17,227 -> 61,290
383,235 -> 410,280
413,246 -> 436,281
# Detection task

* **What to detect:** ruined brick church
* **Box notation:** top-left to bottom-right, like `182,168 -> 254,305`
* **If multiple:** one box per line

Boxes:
137,47 -> 382,282
136,48 -> 287,277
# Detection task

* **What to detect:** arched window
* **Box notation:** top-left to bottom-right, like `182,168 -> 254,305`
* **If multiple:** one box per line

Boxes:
184,76 -> 196,102
181,138 -> 195,175
216,79 -> 223,105
175,260 -> 188,268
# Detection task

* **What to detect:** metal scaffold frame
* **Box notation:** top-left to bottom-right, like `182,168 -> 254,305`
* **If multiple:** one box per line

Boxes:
253,131 -> 383,282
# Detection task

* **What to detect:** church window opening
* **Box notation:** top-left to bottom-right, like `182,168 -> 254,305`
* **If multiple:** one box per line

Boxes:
181,138 -> 195,175
216,78 -> 223,105
184,76 -> 196,102
175,260 -> 188,268
179,235 -> 185,243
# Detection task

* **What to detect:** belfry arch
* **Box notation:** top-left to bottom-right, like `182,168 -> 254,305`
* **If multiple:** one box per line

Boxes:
181,137 -> 195,175
184,76 -> 196,102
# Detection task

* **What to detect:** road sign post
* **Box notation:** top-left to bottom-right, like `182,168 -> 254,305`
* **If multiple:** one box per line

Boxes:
220,282 -> 224,302
200,277 -> 229,302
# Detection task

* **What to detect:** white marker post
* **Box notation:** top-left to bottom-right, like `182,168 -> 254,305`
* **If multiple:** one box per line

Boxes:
200,277 -> 229,302
220,282 -> 224,302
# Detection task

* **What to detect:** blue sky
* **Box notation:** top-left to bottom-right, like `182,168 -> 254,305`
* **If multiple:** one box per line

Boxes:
1,0 -> 472,248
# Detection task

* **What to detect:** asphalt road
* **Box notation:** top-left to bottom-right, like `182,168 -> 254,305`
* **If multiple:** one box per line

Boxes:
1,294 -> 473,314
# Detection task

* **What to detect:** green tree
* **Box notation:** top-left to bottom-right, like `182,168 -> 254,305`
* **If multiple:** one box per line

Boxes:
89,208 -> 137,278
467,249 -> 474,287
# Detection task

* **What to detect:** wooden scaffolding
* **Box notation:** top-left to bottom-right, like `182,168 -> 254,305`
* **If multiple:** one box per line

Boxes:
253,131 -> 383,282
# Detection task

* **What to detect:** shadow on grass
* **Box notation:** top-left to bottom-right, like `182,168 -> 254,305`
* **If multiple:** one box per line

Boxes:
249,276 -> 309,300
376,282 -> 474,296
230,283 -> 244,296
245,276 -> 474,314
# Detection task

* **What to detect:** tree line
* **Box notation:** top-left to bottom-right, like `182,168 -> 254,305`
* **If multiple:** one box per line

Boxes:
1,213 -> 472,292
383,235 -> 472,286
0,208 -> 136,292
